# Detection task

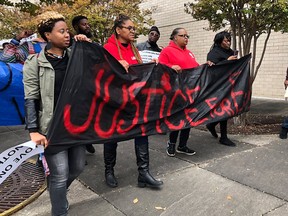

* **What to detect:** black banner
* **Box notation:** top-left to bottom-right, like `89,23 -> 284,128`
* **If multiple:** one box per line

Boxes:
47,42 -> 251,146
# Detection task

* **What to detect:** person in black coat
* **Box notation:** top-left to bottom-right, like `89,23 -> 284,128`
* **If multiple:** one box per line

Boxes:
206,31 -> 238,146
136,26 -> 162,52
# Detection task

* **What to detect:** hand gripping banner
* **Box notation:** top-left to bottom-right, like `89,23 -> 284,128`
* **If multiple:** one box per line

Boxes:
47,42 -> 251,147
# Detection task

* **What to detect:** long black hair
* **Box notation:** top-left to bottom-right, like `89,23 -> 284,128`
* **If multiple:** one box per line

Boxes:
211,31 -> 231,50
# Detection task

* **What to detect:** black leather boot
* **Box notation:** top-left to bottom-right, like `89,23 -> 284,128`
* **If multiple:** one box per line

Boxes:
135,142 -> 163,188
104,143 -> 118,188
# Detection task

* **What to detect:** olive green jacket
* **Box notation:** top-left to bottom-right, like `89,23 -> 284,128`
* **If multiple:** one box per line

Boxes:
23,48 -> 71,135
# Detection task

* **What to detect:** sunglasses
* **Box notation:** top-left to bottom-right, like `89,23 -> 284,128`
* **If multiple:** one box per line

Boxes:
150,32 -> 159,37
178,34 -> 190,39
121,26 -> 136,31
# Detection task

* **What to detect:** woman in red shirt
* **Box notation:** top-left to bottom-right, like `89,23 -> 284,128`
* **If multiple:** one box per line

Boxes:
103,14 -> 163,189
159,27 -> 199,157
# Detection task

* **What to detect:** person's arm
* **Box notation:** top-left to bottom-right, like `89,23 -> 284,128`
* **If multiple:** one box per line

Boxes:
0,30 -> 34,63
207,49 -> 219,65
23,55 -> 48,147
104,42 -> 130,72
227,55 -> 238,60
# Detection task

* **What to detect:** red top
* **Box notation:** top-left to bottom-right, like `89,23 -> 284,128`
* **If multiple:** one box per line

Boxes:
104,34 -> 139,65
159,41 -> 199,69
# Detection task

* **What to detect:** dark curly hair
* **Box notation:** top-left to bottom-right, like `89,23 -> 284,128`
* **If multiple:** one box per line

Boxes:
38,17 -> 65,42
72,15 -> 88,29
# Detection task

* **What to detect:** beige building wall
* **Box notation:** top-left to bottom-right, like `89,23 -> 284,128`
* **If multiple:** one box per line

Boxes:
139,0 -> 288,100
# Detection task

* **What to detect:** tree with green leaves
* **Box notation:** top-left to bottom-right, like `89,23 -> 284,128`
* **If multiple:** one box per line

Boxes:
0,5 -> 33,39
0,0 -> 154,44
184,0 -> 288,82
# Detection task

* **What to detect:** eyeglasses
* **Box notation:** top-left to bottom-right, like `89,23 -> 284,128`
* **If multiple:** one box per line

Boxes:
177,34 -> 190,39
121,26 -> 136,31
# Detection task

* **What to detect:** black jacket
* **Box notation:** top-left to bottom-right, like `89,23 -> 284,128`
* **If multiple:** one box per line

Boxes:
207,46 -> 234,64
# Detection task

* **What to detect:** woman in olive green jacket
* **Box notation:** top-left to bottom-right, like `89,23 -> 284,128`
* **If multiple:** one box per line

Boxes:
23,11 -> 90,216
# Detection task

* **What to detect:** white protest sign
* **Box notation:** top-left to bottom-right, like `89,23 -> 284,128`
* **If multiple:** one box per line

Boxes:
20,33 -> 38,44
0,141 -> 44,184
139,50 -> 160,63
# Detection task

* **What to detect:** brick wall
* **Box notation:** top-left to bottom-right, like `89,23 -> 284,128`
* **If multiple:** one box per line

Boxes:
139,0 -> 288,99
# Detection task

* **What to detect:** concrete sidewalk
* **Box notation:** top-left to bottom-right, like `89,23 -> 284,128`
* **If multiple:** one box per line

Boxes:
2,98 -> 288,216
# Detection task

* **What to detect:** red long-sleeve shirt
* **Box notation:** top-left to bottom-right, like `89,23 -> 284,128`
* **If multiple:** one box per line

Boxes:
159,41 -> 199,69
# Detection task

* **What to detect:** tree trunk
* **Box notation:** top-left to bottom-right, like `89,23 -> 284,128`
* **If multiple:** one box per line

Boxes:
233,113 -> 247,126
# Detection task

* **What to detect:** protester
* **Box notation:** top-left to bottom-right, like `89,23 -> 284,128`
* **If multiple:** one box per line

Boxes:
23,11 -> 91,216
103,14 -> 163,188
72,15 -> 93,39
72,15 -> 96,154
159,27 -> 199,157
206,31 -> 238,146
137,26 -> 161,52
0,30 -> 46,63
1,42 -> 9,50
279,67 -> 288,139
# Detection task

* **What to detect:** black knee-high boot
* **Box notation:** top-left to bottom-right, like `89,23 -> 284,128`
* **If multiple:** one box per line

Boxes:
135,142 -> 163,188
104,143 -> 118,188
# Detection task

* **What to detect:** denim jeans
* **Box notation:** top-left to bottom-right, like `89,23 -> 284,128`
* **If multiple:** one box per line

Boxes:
45,145 -> 86,216
169,128 -> 191,148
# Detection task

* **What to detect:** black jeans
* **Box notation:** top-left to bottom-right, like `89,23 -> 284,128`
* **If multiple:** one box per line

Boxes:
169,128 -> 190,148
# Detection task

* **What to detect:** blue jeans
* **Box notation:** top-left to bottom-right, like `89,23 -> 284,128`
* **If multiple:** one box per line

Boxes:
45,145 -> 86,216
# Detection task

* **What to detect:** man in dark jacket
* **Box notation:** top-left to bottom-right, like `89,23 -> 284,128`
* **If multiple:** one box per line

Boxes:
137,26 -> 161,52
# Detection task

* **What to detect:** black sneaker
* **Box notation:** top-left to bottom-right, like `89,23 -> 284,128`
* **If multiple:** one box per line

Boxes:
86,144 -> 95,154
219,138 -> 236,147
166,142 -> 176,157
176,146 -> 196,155
206,124 -> 218,138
